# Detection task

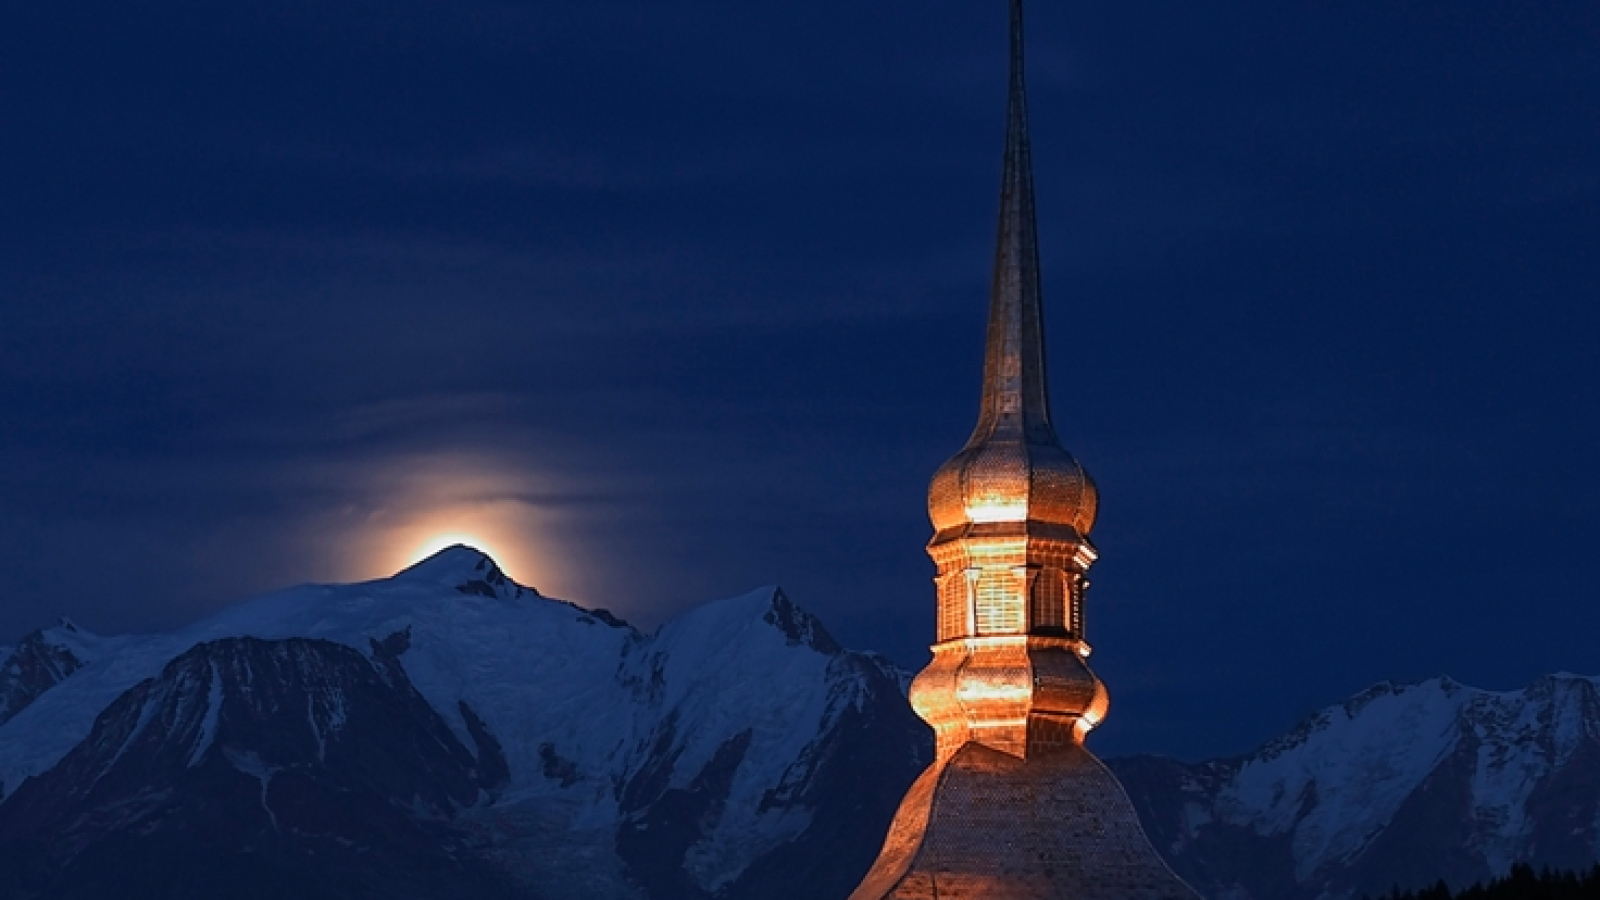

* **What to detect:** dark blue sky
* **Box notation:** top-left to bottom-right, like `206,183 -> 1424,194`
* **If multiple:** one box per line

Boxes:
2,0 -> 1597,760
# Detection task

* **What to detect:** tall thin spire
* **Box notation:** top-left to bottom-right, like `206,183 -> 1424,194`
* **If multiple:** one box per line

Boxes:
976,0 -> 1054,446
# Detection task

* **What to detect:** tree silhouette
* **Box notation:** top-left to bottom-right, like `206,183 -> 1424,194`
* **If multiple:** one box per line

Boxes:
1375,864 -> 1600,900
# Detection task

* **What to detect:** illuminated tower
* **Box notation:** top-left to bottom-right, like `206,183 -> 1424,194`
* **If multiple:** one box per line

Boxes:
847,3 -> 1201,897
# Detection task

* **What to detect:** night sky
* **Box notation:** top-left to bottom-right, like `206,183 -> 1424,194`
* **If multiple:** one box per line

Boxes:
2,0 -> 1597,761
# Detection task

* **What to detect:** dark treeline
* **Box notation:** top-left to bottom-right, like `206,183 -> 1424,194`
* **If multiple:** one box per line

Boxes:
1377,865 -> 1600,900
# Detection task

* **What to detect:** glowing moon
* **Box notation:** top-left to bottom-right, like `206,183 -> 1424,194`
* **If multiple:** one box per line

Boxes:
408,531 -> 505,567
326,452 -> 576,596
377,509 -> 545,588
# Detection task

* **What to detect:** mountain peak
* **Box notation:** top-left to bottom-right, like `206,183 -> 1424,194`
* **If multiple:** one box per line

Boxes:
658,586 -> 842,657
762,587 -> 842,655
394,543 -> 497,579
391,545 -> 536,600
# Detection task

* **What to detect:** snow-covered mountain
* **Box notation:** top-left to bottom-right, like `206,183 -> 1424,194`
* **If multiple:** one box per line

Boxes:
0,547 -> 1595,899
0,547 -> 930,899
1111,675 -> 1600,900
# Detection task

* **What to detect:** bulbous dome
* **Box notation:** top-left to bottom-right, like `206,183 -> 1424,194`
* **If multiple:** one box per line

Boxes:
928,434 -> 1097,535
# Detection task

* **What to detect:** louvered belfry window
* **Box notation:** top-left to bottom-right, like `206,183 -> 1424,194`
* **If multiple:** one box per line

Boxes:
1030,567 -> 1067,634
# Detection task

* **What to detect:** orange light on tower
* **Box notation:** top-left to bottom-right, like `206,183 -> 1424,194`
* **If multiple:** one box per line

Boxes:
846,2 -> 1201,897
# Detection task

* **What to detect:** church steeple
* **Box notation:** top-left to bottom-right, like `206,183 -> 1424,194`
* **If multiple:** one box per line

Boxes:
845,6 -> 1203,896
922,0 -> 1101,759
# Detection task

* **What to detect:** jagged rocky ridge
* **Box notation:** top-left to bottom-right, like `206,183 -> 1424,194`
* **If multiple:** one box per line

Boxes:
0,547 -> 930,900
0,548 -> 1595,900
0,619 -> 105,727
1110,674 -> 1600,900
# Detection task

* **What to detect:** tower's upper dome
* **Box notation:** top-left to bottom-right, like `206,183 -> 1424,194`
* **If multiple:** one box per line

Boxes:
928,432 -> 1097,535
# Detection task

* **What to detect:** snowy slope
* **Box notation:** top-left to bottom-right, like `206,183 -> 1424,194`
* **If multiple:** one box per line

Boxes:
0,634 -> 523,900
